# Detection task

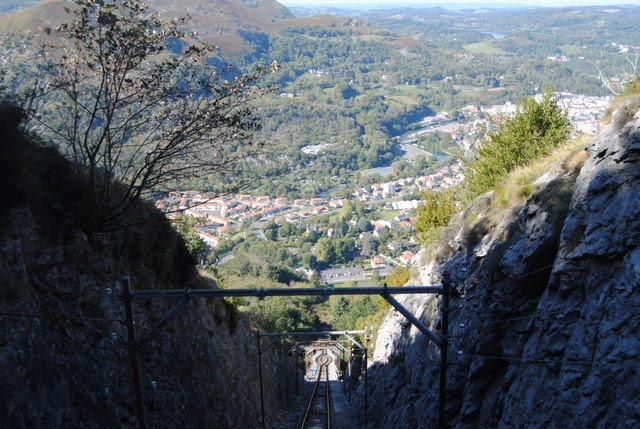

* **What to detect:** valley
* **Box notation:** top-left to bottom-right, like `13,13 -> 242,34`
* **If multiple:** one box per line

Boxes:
157,92 -> 611,299
1,1 -> 639,428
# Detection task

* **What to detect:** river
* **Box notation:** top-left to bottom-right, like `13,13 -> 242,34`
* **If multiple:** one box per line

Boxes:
482,31 -> 507,39
360,121 -> 457,177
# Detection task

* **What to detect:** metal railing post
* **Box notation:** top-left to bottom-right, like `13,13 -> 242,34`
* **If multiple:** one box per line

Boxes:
438,273 -> 451,429
341,349 -> 345,392
284,349 -> 290,410
121,277 -> 147,429
257,331 -> 266,429
121,283 -> 443,427
348,350 -> 352,404
295,348 -> 300,397
364,348 -> 369,429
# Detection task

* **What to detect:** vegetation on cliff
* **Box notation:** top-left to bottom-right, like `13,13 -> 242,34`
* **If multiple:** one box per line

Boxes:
365,95 -> 640,429
0,101 -> 199,290
464,91 -> 570,197
416,91 -> 571,245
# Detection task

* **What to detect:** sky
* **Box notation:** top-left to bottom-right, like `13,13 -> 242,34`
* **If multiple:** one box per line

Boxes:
280,0 -> 640,7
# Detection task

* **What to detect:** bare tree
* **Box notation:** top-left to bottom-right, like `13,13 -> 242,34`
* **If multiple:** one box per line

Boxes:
593,47 -> 639,95
27,0 -> 274,228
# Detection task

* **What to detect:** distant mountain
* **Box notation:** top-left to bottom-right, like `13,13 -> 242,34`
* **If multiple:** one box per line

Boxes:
0,0 -> 40,15
0,0 -> 67,31
0,0 -> 395,59
287,2 -> 529,14
288,6 -> 364,18
0,0 -> 294,57
151,0 -> 292,53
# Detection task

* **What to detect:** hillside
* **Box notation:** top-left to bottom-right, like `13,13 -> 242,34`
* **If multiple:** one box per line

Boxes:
0,103 -> 290,427
0,0 -> 394,59
2,2 -> 640,426
0,0 -> 292,56
151,0 -> 293,56
357,98 -> 640,427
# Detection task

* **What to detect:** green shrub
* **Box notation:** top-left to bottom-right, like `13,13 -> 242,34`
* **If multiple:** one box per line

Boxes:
518,184 -> 535,198
625,76 -> 640,96
330,295 -> 386,332
602,77 -> 640,125
415,189 -> 456,245
414,92 -> 570,248
385,265 -> 411,286
465,91 -> 570,197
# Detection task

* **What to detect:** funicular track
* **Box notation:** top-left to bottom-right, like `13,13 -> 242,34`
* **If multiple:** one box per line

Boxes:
299,351 -> 332,429
121,278 -> 450,429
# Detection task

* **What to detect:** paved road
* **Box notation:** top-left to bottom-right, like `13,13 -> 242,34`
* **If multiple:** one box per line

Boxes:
362,136 -> 449,177
401,142 -> 433,159
217,254 -> 235,265
321,267 -> 364,281
398,119 -> 462,141
320,266 -> 392,284
362,143 -> 431,176
252,219 -> 267,240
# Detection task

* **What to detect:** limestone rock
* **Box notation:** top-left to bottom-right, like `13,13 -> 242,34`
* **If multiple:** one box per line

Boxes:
359,100 -> 640,428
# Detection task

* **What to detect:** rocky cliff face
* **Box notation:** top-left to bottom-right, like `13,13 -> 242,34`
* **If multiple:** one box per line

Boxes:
0,101 -> 290,428
361,101 -> 640,428
0,215 -> 283,427
0,208 -> 282,428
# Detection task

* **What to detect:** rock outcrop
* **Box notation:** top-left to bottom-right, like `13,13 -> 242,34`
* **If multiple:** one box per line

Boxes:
0,206 -> 288,428
0,104 -> 285,428
360,100 -> 640,428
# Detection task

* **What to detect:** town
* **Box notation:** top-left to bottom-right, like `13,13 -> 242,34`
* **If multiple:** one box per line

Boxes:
155,92 -> 612,283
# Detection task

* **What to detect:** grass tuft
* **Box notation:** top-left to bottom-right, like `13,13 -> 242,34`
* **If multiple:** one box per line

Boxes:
493,135 -> 588,210
601,79 -> 640,125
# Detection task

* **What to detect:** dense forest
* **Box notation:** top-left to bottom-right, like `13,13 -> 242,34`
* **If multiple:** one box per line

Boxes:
221,5 -> 640,196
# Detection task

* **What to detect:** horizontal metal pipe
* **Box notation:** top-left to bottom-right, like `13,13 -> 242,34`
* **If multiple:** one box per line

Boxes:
129,286 -> 443,299
260,330 -> 367,337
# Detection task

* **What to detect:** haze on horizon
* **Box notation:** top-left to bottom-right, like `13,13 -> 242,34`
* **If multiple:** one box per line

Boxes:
281,0 -> 640,8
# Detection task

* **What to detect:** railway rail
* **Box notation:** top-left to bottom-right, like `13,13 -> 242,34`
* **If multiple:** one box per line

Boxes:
299,351 -> 332,429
